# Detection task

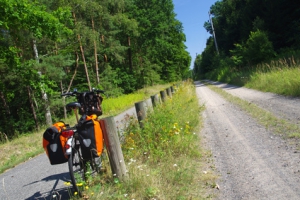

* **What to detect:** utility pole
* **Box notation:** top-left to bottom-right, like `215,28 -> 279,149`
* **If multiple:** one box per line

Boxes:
209,10 -> 219,54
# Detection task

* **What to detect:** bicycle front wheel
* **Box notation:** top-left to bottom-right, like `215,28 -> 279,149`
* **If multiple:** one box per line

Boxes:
68,139 -> 86,195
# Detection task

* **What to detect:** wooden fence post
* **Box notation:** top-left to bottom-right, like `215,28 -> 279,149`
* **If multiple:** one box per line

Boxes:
166,87 -> 172,98
99,117 -> 128,181
160,90 -> 166,102
135,101 -> 147,128
150,94 -> 160,107
170,86 -> 174,93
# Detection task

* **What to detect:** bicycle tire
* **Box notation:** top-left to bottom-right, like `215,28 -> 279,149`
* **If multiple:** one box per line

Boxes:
68,138 -> 86,195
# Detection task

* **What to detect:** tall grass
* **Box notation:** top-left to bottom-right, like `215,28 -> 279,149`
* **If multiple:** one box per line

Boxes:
245,57 -> 300,96
207,55 -> 300,97
75,81 -> 217,199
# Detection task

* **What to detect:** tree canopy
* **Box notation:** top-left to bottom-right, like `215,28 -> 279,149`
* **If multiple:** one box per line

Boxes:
0,0 -> 191,138
195,0 -> 300,77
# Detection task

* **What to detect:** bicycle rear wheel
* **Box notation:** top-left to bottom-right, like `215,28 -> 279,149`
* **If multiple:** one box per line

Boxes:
68,139 -> 86,195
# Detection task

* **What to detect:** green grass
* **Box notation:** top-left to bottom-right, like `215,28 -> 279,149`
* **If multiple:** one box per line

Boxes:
69,80 -> 217,199
101,84 -> 172,117
245,66 -> 300,96
207,56 -> 300,97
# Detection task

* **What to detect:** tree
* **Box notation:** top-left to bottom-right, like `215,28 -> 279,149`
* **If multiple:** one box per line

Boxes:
0,0 -> 71,136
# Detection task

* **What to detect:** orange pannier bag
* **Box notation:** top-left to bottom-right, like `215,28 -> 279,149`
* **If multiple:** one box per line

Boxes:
77,114 -> 103,160
42,122 -> 69,165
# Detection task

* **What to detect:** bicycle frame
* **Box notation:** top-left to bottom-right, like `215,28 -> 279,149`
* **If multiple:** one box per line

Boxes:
60,89 -> 106,195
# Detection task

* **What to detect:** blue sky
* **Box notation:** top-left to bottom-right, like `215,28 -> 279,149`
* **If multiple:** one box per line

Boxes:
173,0 -> 218,69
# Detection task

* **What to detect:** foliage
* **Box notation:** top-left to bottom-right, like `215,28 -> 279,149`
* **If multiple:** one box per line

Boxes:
0,0 -> 190,138
230,30 -> 275,66
194,0 -> 300,82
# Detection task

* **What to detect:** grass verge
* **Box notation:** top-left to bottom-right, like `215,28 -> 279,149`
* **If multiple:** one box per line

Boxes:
206,57 -> 300,97
102,84 -> 172,117
69,81 -> 217,199
204,82 -> 300,139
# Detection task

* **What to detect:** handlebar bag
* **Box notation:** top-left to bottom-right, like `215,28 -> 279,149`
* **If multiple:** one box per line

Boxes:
77,93 -> 103,116
77,115 -> 103,160
43,122 -> 69,165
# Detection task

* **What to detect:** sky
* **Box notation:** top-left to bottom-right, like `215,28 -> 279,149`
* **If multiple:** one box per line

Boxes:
173,0 -> 218,69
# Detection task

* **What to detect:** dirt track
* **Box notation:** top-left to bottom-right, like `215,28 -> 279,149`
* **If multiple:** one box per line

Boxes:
195,81 -> 300,200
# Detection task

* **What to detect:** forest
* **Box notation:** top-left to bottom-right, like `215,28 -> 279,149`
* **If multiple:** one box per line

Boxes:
0,0 -> 191,138
193,0 -> 300,79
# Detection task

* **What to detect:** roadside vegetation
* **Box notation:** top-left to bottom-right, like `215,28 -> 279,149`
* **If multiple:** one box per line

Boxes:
193,0 -> 300,97
0,81 -> 218,199
202,56 -> 300,97
68,80 -> 217,200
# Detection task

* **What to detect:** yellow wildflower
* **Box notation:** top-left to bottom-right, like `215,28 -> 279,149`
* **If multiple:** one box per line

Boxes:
64,182 -> 71,186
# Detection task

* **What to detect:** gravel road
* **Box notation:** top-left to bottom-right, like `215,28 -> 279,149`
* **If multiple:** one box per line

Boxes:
195,81 -> 300,200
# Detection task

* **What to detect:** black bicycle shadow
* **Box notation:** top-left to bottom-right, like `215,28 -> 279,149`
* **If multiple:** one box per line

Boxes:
24,172 -> 74,200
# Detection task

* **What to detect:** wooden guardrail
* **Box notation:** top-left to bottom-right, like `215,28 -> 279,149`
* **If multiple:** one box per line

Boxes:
99,85 -> 177,181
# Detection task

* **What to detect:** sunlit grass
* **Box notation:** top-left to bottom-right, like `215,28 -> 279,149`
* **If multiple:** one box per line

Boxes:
101,84 -> 171,117
246,66 -> 300,96
206,55 -> 300,97
0,130 -> 44,174
83,80 -> 217,199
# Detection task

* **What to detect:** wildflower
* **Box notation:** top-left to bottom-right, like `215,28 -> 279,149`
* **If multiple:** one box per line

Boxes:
91,192 -> 94,196
124,194 -> 128,197
85,186 -> 89,190
76,183 -> 83,187
173,164 -> 178,167
74,192 -> 78,196
64,182 -> 71,186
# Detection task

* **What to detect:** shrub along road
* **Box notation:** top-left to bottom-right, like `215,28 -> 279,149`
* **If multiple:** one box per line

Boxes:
195,81 -> 300,199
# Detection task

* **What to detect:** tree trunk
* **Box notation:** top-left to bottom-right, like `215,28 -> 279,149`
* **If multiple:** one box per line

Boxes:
32,39 -> 52,126
0,91 -> 10,115
72,12 -> 91,91
27,86 -> 39,130
128,36 -> 133,72
0,91 -> 13,137
92,17 -> 100,85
